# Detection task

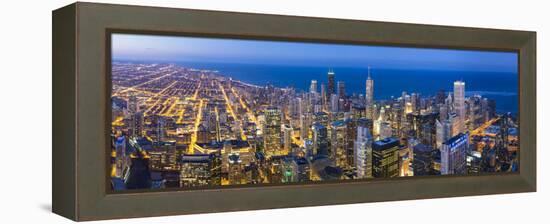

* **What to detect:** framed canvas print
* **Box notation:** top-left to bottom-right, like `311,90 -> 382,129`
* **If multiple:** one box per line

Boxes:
52,2 -> 536,221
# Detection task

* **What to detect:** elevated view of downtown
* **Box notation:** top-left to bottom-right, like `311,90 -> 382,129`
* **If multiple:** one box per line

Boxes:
110,34 -> 519,191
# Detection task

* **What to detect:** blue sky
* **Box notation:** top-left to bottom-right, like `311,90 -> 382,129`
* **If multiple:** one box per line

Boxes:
112,33 -> 518,72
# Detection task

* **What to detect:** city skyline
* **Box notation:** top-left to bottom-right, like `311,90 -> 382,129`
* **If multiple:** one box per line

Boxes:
110,34 -> 519,191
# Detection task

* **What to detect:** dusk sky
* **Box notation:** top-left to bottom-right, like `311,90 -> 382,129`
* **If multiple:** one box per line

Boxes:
112,33 -> 518,73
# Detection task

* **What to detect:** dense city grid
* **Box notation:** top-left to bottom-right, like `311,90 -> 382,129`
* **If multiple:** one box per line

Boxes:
110,62 -> 519,190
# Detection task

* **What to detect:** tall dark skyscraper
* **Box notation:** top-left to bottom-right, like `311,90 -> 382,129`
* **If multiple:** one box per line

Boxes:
372,137 -> 400,178
327,69 -> 335,98
312,122 -> 329,156
131,111 -> 144,137
413,143 -> 434,176
264,107 -> 282,157
337,81 -> 346,99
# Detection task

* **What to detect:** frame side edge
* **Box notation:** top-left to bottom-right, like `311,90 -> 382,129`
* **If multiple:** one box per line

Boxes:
52,3 -> 78,221
520,32 -> 537,191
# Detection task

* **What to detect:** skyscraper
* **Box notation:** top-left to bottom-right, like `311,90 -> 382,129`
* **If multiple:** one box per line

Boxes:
379,121 -> 392,140
365,67 -> 374,119
330,120 -> 347,167
264,107 -> 282,157
228,153 -> 244,184
282,124 -> 293,153
130,111 -> 144,137
310,80 -> 318,94
337,81 -> 346,99
372,137 -> 400,178
320,83 -> 327,109
344,118 -> 357,167
355,126 -> 373,178
330,94 -> 339,112
436,119 -> 452,149
449,112 -> 461,137
179,153 -> 221,187
300,114 -> 309,140
311,122 -> 329,156
128,93 -> 138,115
413,143 -> 434,176
114,136 -> 128,178
292,157 -> 311,182
453,81 -> 466,133
155,116 -> 165,142
441,133 -> 469,175
313,111 -> 330,128
327,69 -> 335,97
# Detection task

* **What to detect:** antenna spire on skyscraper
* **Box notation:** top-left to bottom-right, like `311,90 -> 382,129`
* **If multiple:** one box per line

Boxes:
367,66 -> 372,79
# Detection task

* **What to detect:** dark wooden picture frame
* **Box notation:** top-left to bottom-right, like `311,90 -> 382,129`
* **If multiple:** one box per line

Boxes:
53,2 -> 536,221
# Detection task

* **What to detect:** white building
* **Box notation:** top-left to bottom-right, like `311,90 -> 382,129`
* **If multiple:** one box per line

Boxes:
310,79 -> 318,94
436,119 -> 452,149
453,81 -> 466,134
441,133 -> 469,175
355,126 -> 373,178
365,67 -> 374,119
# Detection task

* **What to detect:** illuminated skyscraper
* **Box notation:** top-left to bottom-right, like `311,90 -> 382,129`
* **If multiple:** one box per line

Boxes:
130,111 -> 144,137
264,107 -> 282,157
114,136 -> 128,178
311,122 -> 329,156
196,124 -> 209,144
441,133 -> 469,175
292,157 -> 311,182
228,153 -> 244,184
300,114 -> 309,140
128,93 -> 138,115
179,153 -> 221,187
320,83 -> 327,109
327,69 -> 335,97
449,112 -> 461,137
355,126 -> 373,178
379,121 -> 392,140
330,120 -> 347,167
310,80 -> 318,94
453,81 -> 466,133
155,116 -> 165,142
411,93 -> 418,112
313,111 -> 330,128
365,67 -> 374,119
337,81 -> 346,99
330,94 -> 339,112
344,119 -> 357,167
372,137 -> 400,178
436,119 -> 452,149
282,124 -> 293,153
304,139 -> 314,158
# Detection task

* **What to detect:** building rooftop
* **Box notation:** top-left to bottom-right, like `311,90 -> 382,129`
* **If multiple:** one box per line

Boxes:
331,120 -> 346,127
373,137 -> 399,149
314,111 -> 328,116
180,154 -> 213,163
295,157 -> 309,165
312,122 -> 326,130
228,153 -> 241,164
413,143 -> 433,153
443,133 -> 467,146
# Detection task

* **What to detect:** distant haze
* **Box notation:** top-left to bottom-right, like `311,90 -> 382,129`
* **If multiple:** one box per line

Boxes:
112,33 -> 518,73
